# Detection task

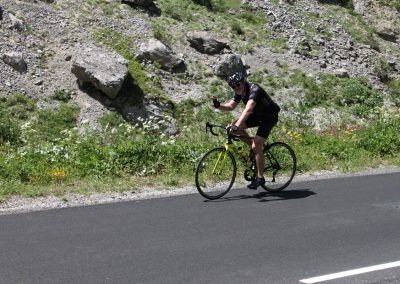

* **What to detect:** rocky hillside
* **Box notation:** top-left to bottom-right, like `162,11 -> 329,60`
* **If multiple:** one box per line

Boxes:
1,0 -> 399,133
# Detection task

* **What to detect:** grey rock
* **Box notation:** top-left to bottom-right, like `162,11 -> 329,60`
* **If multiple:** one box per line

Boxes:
137,39 -> 183,69
353,0 -> 371,15
8,13 -> 24,30
187,31 -> 229,55
375,21 -> 398,43
215,54 -> 245,78
2,52 -> 28,73
333,68 -> 350,78
71,46 -> 129,99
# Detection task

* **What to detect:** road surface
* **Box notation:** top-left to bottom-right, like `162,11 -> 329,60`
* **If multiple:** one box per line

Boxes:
0,173 -> 399,283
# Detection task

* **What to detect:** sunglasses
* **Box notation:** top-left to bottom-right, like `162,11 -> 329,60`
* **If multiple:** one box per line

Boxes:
230,82 -> 241,89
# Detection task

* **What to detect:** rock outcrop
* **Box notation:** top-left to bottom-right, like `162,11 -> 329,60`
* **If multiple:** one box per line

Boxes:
187,31 -> 229,55
137,39 -> 184,70
214,54 -> 246,78
2,52 -> 27,73
71,46 -> 129,99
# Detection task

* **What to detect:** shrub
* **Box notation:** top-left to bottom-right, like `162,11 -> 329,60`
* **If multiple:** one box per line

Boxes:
357,114 -> 400,156
389,80 -> 400,107
163,0 -> 191,21
0,110 -> 21,145
52,90 -> 73,102
32,102 -> 79,142
230,20 -> 244,35
0,93 -> 36,120
378,0 -> 400,11
338,78 -> 383,117
373,58 -> 392,83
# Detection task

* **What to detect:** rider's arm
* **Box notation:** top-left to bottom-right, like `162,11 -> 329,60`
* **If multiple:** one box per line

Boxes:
218,99 -> 238,111
235,99 -> 256,128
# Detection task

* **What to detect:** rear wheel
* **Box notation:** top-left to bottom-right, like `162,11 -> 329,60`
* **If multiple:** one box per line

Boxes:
262,142 -> 296,192
195,147 -> 236,200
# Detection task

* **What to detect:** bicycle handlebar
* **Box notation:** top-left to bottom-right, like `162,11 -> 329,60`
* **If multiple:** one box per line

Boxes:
205,122 -> 253,141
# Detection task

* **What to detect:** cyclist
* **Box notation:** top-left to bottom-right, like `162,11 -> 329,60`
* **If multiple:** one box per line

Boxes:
211,72 -> 280,189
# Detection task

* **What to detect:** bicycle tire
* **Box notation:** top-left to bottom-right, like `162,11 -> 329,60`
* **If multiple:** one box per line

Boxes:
262,142 -> 296,192
195,147 -> 236,200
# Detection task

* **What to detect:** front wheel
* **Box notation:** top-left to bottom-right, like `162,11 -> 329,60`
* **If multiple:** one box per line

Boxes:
262,142 -> 296,192
195,147 -> 237,200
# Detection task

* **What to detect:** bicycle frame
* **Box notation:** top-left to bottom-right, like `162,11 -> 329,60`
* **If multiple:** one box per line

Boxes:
196,122 -> 297,199
206,122 -> 275,175
205,122 -> 253,174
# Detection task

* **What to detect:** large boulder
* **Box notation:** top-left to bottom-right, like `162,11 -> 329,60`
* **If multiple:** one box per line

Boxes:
187,31 -> 229,55
137,39 -> 183,69
2,52 -> 27,73
214,54 -> 246,77
71,46 -> 129,99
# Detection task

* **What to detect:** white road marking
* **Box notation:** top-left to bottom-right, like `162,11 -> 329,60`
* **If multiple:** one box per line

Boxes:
300,261 -> 400,283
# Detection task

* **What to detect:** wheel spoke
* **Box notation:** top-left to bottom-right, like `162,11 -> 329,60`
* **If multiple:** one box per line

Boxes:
195,148 -> 236,199
262,142 -> 296,192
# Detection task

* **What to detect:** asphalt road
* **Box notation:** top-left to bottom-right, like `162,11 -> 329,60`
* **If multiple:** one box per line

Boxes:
0,173 -> 399,284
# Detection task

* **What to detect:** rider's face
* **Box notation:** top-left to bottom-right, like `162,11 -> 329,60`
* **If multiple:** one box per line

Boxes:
233,82 -> 245,95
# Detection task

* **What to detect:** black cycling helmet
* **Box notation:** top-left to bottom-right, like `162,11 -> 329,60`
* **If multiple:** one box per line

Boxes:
227,72 -> 245,87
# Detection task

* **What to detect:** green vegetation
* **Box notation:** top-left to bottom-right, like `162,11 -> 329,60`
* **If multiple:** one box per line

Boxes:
156,0 -> 270,51
0,70 -> 398,202
0,93 -> 36,120
1,0 -> 399,203
388,80 -> 400,107
378,0 -> 400,11
340,14 -> 380,51
373,58 -> 393,83
1,95 -> 399,202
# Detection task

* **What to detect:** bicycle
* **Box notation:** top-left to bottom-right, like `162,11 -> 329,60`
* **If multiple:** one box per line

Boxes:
195,122 -> 297,200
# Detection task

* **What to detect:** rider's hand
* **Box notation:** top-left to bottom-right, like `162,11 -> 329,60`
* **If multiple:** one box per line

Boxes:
211,96 -> 220,109
227,124 -> 238,135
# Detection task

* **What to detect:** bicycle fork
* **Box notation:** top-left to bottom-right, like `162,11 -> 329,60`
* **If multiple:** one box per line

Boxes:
212,150 -> 228,176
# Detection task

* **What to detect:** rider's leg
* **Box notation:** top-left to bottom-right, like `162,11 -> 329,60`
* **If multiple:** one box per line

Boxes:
247,115 -> 278,189
233,120 -> 252,147
252,135 -> 266,178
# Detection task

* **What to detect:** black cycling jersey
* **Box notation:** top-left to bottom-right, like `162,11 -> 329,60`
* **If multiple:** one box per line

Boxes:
233,83 -> 280,117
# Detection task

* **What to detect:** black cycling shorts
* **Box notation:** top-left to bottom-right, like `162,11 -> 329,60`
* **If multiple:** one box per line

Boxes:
245,114 -> 278,139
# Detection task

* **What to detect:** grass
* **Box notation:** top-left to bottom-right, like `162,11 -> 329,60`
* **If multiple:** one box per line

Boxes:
1,92 -> 399,202
1,0 -> 400,203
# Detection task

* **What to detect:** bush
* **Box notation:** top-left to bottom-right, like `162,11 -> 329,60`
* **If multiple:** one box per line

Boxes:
163,0 -> 191,21
32,102 -> 79,142
389,80 -> 400,107
357,115 -> 400,156
373,59 -> 392,83
0,93 -> 36,120
0,111 -> 21,145
338,78 -> 383,117
230,20 -> 244,35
